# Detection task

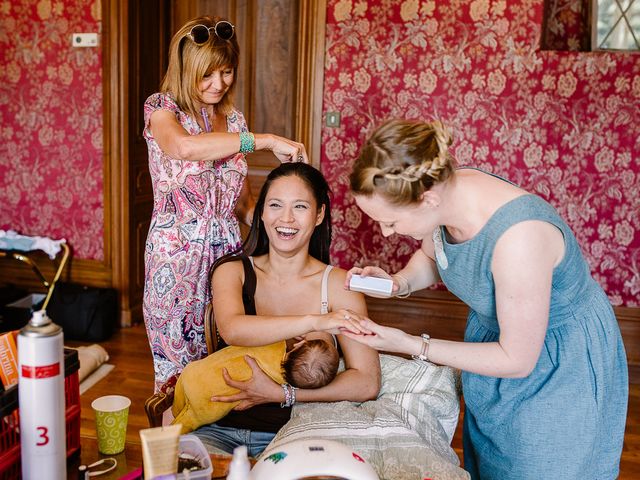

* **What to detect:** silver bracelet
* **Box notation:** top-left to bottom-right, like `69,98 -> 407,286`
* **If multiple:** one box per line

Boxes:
411,333 -> 431,362
280,383 -> 291,408
280,383 -> 297,408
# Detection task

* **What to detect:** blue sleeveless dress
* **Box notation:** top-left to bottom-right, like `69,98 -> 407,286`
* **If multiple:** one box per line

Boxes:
437,192 -> 628,479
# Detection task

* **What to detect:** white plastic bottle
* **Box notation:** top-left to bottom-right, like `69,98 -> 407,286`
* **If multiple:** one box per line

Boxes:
227,445 -> 251,480
18,309 -> 66,480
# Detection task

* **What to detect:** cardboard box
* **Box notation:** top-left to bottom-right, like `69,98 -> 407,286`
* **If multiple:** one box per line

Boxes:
0,331 -> 19,388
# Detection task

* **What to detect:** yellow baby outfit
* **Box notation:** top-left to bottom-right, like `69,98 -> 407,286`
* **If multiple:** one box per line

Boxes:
172,341 -> 287,434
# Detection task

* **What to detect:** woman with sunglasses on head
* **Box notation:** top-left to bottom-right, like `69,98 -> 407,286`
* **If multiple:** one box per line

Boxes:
142,16 -> 309,392
340,119 -> 628,479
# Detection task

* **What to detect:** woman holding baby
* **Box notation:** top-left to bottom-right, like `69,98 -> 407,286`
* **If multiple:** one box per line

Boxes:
191,162 -> 380,456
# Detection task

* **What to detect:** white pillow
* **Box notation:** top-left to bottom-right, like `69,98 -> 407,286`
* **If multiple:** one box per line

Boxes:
263,354 -> 468,480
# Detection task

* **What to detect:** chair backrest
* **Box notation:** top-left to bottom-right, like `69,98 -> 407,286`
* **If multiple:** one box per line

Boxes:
203,302 -> 219,354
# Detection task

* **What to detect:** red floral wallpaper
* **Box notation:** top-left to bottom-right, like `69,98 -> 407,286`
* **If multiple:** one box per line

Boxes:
0,1 -> 637,306
322,0 -> 639,307
0,0 -> 103,260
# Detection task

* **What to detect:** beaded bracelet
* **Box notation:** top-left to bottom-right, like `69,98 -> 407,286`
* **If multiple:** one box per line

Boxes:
239,131 -> 255,154
280,383 -> 291,407
280,383 -> 297,408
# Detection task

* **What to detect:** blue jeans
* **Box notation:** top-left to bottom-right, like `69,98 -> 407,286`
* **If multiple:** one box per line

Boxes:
191,423 -> 276,458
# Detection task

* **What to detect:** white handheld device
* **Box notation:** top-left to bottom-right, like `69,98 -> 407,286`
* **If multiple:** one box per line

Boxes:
349,274 -> 394,297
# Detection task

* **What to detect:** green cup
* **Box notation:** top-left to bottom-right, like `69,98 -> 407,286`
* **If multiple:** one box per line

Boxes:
91,395 -> 131,454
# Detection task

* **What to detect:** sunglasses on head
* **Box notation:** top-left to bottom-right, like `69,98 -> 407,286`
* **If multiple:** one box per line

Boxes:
186,21 -> 235,44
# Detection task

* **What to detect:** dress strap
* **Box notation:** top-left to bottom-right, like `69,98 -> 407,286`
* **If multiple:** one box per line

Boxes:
320,265 -> 333,314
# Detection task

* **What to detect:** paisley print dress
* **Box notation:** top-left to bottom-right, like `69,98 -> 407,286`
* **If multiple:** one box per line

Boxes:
142,93 -> 246,391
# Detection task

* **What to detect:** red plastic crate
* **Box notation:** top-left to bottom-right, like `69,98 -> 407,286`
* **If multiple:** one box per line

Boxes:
0,348 -> 80,479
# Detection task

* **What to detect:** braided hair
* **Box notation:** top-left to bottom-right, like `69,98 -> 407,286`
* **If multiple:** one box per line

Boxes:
350,119 -> 456,205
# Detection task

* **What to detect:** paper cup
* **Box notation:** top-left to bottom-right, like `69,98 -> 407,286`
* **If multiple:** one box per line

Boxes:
91,395 -> 131,454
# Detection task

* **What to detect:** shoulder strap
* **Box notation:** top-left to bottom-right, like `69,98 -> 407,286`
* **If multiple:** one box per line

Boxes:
320,265 -> 333,314
320,266 -> 338,349
241,256 -> 257,315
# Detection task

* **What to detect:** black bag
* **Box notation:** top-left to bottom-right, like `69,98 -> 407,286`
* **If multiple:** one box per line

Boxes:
47,283 -> 118,342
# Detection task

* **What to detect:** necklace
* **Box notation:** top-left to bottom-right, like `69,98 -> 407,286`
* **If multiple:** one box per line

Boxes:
432,227 -> 449,270
200,107 -> 212,133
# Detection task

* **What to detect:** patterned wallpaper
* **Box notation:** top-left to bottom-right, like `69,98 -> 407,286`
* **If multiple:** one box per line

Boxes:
0,0 -> 637,306
0,0 -> 103,260
322,0 -> 639,307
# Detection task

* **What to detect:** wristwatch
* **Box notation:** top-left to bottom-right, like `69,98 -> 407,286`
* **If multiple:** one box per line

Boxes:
411,333 -> 431,362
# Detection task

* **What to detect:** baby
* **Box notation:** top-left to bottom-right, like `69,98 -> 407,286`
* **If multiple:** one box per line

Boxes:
171,334 -> 339,434
282,335 -> 339,388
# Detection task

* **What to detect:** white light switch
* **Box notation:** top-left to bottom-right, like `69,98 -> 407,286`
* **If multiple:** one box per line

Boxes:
71,33 -> 98,47
326,111 -> 341,127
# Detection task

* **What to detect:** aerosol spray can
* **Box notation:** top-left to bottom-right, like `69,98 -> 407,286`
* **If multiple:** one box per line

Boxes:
18,309 -> 66,479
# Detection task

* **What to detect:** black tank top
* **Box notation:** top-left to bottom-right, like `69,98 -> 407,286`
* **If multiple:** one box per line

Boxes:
215,256 -> 291,433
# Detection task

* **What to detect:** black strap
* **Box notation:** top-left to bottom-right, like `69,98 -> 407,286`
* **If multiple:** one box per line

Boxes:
240,256 -> 257,315
215,255 -> 292,431
215,256 -> 256,350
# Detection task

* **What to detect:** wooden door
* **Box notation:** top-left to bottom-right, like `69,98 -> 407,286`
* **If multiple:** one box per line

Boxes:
171,0 -> 317,197
125,0 -> 171,324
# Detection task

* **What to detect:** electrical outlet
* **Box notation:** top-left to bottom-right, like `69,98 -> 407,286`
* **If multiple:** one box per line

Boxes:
326,111 -> 341,127
71,33 -> 98,47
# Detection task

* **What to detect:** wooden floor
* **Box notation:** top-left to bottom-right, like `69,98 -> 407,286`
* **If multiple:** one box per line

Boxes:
74,324 -> 640,478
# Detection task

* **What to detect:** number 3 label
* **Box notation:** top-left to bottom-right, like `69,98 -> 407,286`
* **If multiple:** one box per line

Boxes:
36,426 -> 49,446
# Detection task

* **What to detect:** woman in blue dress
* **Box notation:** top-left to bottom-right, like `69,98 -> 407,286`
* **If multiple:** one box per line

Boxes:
341,119 -> 628,479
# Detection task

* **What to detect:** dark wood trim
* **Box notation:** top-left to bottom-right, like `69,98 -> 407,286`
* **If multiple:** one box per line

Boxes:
295,0 -> 326,167
368,290 -> 640,384
0,258 -> 111,289
616,304 -> 640,384
242,0 -> 256,128
104,0 -> 131,326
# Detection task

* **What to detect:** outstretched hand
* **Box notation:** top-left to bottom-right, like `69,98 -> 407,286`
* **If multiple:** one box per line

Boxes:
340,318 -> 412,354
210,355 -> 282,410
317,309 -> 374,336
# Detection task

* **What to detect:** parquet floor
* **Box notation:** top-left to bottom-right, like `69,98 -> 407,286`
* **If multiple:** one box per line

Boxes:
74,324 -> 640,478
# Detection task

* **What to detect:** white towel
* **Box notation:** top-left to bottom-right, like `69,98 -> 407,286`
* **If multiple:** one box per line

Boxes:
0,230 -> 66,259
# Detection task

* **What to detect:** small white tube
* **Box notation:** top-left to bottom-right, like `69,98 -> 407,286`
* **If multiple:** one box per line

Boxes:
139,424 -> 182,479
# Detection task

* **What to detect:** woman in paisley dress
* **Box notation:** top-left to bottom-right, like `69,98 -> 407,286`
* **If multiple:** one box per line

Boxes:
341,119 -> 628,479
143,15 -> 308,391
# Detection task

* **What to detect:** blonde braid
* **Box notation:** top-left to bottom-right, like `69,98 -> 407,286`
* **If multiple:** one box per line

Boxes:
424,121 -> 452,180
350,119 -> 456,205
380,165 -> 423,183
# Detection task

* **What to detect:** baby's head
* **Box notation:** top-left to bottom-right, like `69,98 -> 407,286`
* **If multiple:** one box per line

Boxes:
282,339 -> 339,389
